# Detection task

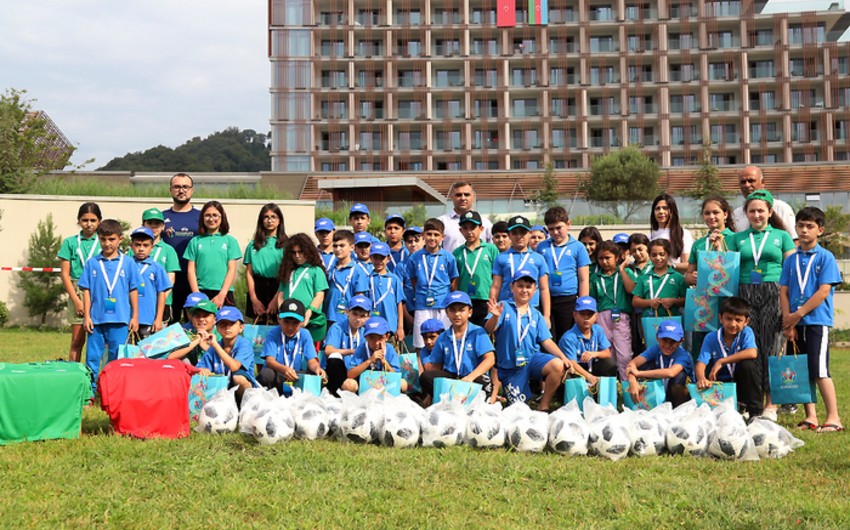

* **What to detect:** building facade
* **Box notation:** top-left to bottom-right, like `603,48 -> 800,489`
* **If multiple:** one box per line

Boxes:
268,0 -> 850,175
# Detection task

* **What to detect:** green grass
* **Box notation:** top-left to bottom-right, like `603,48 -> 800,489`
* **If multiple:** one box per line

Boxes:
27,178 -> 291,200
1,328 -> 849,528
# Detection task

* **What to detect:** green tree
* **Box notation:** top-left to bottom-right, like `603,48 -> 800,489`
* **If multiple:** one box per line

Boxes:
17,214 -> 65,325
0,88 -> 74,193
821,205 -> 850,257
530,162 -> 560,215
578,146 -> 661,221
683,145 -> 727,200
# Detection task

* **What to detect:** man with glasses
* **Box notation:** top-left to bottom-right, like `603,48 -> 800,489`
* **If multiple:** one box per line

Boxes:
162,173 -> 201,319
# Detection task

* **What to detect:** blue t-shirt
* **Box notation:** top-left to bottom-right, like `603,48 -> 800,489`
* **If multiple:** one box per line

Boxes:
261,327 -> 317,371
536,236 -> 590,297
491,248 -> 550,307
419,345 -> 436,366
324,320 -> 364,368
488,301 -> 552,370
367,271 -> 404,327
558,323 -> 611,367
78,252 -> 142,325
639,345 -> 695,382
779,244 -> 842,327
406,248 -> 460,310
429,323 -> 494,377
697,327 -> 757,382
162,208 -> 201,268
346,341 -> 401,372
197,335 -> 254,376
320,249 -> 336,272
134,258 -> 172,326
353,259 -> 373,278
325,262 -> 361,323
388,246 -> 408,274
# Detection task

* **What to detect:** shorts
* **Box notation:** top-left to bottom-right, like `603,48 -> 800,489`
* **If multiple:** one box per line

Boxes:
412,308 -> 449,349
497,352 -> 557,405
66,281 -> 83,325
795,325 -> 831,379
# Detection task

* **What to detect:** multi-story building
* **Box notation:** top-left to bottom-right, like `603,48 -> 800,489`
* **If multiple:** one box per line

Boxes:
268,0 -> 850,178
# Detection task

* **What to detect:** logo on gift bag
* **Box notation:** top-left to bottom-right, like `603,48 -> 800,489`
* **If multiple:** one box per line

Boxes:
700,386 -> 725,408
781,367 -> 797,384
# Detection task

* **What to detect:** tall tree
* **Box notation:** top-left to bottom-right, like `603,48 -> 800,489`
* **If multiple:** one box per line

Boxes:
683,144 -> 727,200
530,162 -> 561,215
0,88 -> 73,193
17,214 -> 66,325
578,146 -> 661,221
822,205 -> 850,258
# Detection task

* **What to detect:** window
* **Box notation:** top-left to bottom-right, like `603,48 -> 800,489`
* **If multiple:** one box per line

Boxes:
396,39 -> 421,56
590,65 -> 618,84
549,67 -> 574,86
320,131 -> 349,151
549,5 -> 575,23
474,160 -> 500,170
628,126 -> 656,145
628,65 -> 653,82
434,129 -> 462,150
670,63 -> 698,82
474,69 -> 499,87
321,101 -> 348,119
670,94 -> 699,113
432,8 -> 460,25
433,99 -> 463,119
397,70 -> 424,88
835,121 -> 849,141
320,161 -> 348,171
513,38 -> 537,54
790,89 -> 817,109
749,90 -> 776,111
589,36 -> 616,53
271,30 -> 310,57
792,121 -> 818,142
749,60 -> 774,79
396,130 -> 424,150
512,159 -> 541,169
434,69 -> 463,87
397,100 -> 424,119
753,29 -> 774,47
751,154 -> 778,164
625,3 -> 650,20
356,40 -> 384,56
273,61 -> 310,89
512,98 -> 540,117
510,68 -> 538,87
710,124 -> 738,144
356,9 -> 382,25
589,97 -> 619,115
550,97 -> 576,117
434,39 -> 461,56
709,93 -> 735,111
549,37 -> 575,53
750,122 -> 780,142
473,99 -> 499,118
590,128 -> 619,147
709,62 -> 736,81
708,31 -> 734,49
358,131 -> 383,150
589,5 -> 614,21
321,70 -> 348,88
511,129 -> 540,149
473,130 -> 499,149
789,59 -> 805,77
707,1 -> 740,17
789,24 -> 825,45
356,69 -> 384,88
551,128 -> 577,148
669,33 -> 695,50
320,40 -> 345,56
395,9 -> 421,24
359,161 -> 383,171
471,38 -> 498,55
628,96 -> 654,114
435,161 -> 463,171
470,8 -> 496,24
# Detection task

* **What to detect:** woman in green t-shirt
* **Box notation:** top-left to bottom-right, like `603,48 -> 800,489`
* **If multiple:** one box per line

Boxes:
277,233 -> 330,343
244,203 -> 288,321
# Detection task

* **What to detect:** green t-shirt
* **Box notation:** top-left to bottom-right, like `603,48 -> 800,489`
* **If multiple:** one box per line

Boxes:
183,233 -> 243,291
687,228 -> 735,265
57,232 -> 100,281
590,270 -> 632,312
452,241 -> 499,301
152,240 -> 180,305
633,268 -> 687,316
278,264 -> 329,308
243,237 -> 284,279
726,228 -> 795,284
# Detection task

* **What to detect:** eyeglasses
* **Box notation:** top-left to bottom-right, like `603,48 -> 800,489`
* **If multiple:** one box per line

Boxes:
263,215 -> 279,220
171,185 -> 193,191
204,213 -> 221,219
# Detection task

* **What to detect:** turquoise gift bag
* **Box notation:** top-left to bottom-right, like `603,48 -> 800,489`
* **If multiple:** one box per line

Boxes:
769,343 -> 817,405
564,378 -> 590,411
684,290 -> 720,333
295,373 -> 323,397
596,376 -> 618,408
358,371 -> 402,396
622,379 -> 666,410
188,374 -> 228,422
433,378 -> 481,408
687,382 -> 737,408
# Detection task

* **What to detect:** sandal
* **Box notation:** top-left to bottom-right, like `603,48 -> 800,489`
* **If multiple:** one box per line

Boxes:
817,423 -> 845,433
796,420 -> 818,431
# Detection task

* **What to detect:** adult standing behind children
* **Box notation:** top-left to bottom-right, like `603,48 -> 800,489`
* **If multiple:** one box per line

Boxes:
732,165 -> 797,239
439,181 -> 493,252
162,173 -> 201,317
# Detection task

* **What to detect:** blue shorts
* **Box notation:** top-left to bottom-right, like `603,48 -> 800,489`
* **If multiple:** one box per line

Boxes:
497,352 -> 557,405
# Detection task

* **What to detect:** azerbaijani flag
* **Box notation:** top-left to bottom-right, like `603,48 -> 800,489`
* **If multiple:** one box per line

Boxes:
497,0 -> 516,27
528,0 -> 548,25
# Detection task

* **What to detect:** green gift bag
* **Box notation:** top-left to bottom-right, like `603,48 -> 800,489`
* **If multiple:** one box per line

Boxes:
0,362 -> 93,445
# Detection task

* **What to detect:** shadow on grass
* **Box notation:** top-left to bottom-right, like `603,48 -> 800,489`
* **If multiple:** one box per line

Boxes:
82,415 -> 113,436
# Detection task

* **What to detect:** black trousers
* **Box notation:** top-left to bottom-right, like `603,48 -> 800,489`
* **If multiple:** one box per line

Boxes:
708,358 -> 763,415
325,357 -> 348,396
470,299 -> 489,327
550,295 -> 577,344
245,275 -> 280,321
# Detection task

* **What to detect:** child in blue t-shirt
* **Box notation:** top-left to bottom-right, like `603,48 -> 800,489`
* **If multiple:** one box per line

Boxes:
130,227 -> 172,338
418,318 -> 445,370
779,207 -> 844,432
341,316 -> 408,394
325,230 -> 362,326
558,296 -> 617,383
196,307 -> 257,398
78,219 -> 142,392
315,218 -> 336,271
419,292 -> 495,405
258,298 -> 326,396
384,213 -> 408,274
323,295 -> 371,395
484,269 -> 571,411
626,320 -> 694,407
367,242 -> 405,340
695,297 -> 762,417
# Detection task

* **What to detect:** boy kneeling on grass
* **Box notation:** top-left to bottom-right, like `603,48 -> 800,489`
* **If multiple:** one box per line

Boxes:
557,296 -> 618,385
419,291 -> 495,406
259,298 -> 326,396
695,297 -> 763,419
341,316 -> 408,394
626,320 -> 695,407
196,307 -> 256,399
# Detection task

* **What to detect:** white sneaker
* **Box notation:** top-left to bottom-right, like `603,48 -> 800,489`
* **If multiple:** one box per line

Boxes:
761,409 -> 778,422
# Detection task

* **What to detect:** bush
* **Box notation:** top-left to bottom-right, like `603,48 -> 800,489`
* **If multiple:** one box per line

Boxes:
571,213 -> 621,226
0,300 -> 8,327
17,214 -> 65,325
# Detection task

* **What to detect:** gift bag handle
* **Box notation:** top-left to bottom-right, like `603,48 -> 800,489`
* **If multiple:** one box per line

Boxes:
125,330 -> 140,345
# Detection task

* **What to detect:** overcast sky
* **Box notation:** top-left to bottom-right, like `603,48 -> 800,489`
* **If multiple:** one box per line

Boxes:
1,1 -> 268,169
1,1 -> 844,170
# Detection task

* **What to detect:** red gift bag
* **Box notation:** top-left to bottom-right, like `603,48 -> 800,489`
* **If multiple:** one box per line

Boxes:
99,359 -> 198,439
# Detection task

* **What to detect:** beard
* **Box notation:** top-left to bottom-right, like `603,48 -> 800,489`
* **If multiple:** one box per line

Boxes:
173,195 -> 191,206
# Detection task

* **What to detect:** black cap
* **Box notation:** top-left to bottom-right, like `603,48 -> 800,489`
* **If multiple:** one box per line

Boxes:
507,215 -> 531,231
278,298 -> 306,321
459,211 -> 482,226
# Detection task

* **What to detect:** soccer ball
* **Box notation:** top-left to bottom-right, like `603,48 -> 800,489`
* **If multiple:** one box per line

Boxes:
321,395 -> 343,438
422,405 -> 466,448
708,424 -> 752,460
341,405 -> 383,444
747,417 -> 803,459
293,400 -> 330,441
547,413 -> 590,456
505,410 -> 549,453
666,420 -> 709,456
465,407 -> 506,449
588,417 -> 631,461
197,390 -> 238,434
382,408 -> 421,448
252,407 -> 295,445
627,414 -> 666,457
238,388 -> 276,435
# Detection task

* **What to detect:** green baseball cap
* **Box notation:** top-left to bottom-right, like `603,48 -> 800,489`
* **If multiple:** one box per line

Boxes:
746,190 -> 774,207
142,208 -> 165,222
191,300 -> 219,315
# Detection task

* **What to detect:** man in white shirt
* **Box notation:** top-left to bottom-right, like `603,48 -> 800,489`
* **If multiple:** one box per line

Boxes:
439,181 -> 493,251
732,165 -> 797,239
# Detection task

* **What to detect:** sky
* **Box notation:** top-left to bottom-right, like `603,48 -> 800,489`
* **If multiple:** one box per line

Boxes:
1,1 -> 268,169
1,1 -> 845,170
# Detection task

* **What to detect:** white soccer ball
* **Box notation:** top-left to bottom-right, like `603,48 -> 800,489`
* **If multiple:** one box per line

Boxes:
747,418 -> 803,459
382,408 -> 421,448
547,412 -> 590,456
627,414 -> 666,457
708,423 -> 752,460
321,395 -> 343,438
239,387 -> 277,435
293,400 -> 330,441
341,405 -> 383,444
465,407 -> 506,449
197,389 -> 239,434
422,404 -> 466,448
505,410 -> 549,453
588,417 -> 631,461
666,420 -> 709,456
252,407 -> 295,445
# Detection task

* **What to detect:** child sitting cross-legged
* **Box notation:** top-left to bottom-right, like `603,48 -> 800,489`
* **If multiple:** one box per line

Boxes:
626,320 -> 695,407
557,296 -> 618,385
341,316 -> 409,394
196,307 -> 257,400
419,291 -> 495,406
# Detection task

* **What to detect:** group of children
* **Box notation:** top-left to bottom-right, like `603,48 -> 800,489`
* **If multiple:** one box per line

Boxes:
56,198 -> 842,431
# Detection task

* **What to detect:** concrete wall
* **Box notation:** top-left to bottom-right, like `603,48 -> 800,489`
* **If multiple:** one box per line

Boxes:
0,195 -> 315,326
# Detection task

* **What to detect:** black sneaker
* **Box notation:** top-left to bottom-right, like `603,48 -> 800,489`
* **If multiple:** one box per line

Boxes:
779,404 -> 799,415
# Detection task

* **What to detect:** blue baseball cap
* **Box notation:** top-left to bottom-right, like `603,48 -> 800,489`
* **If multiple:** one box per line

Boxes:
575,296 -> 597,313
348,295 -> 372,312
420,319 -> 445,335
531,225 -> 548,234
385,213 -> 406,227
278,299 -> 306,322
315,218 -> 335,232
131,227 -> 155,240
613,233 -> 629,244
363,316 -> 390,336
350,203 -> 370,216
403,226 -> 423,239
354,232 -> 373,246
511,268 -> 538,284
370,242 -> 391,257
183,292 -> 210,308
216,306 -> 244,323
444,291 -> 473,308
656,320 -> 685,342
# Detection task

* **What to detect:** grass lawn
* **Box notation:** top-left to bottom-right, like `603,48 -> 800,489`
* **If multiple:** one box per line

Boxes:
1,327 -> 849,529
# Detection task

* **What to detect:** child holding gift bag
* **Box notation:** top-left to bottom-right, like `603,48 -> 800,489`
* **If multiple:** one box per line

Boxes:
626,320 -> 694,407
324,295 -> 372,395
341,316 -> 408,394
196,307 -> 256,399
259,299 -> 326,396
